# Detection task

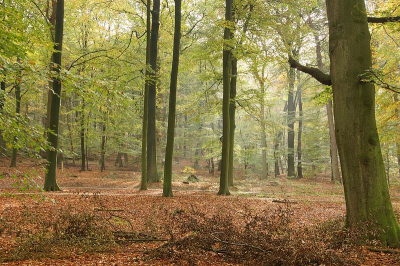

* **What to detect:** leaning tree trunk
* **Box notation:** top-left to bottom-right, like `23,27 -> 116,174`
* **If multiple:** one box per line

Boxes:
163,0 -> 182,197
287,67 -> 296,178
218,0 -> 233,196
326,0 -> 400,246
146,0 -> 160,183
44,0 -> 64,192
140,0 -> 151,191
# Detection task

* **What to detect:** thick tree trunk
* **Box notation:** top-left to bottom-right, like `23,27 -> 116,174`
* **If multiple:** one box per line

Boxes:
326,0 -> 400,246
287,67 -> 295,178
146,0 -> 160,183
218,0 -> 232,196
140,0 -> 151,191
44,0 -> 64,192
163,0 -> 182,197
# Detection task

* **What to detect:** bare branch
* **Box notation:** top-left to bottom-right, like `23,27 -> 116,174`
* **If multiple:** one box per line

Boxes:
368,16 -> 400,23
288,56 -> 332,86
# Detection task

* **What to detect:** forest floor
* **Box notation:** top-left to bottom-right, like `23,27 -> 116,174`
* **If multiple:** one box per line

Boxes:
1,157 -> 400,265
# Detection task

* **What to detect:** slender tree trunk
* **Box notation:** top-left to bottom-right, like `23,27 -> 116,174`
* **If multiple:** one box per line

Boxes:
326,0 -> 400,246
228,58 -> 237,186
140,0 -> 151,190
218,0 -> 232,196
80,99 -> 86,171
260,72 -> 268,179
66,102 -> 75,166
0,80 -> 5,152
10,69 -> 21,168
163,0 -> 182,197
100,118 -> 106,172
394,95 -> 400,173
183,114 -> 187,159
296,71 -> 303,178
313,29 -> 341,183
287,67 -> 295,178
44,0 -> 64,191
0,80 -> 5,111
146,0 -> 160,183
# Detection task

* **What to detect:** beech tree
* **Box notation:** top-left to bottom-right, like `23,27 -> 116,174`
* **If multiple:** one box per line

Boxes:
218,0 -> 233,196
146,0 -> 161,183
44,0 -> 64,191
163,0 -> 182,197
291,0 -> 400,246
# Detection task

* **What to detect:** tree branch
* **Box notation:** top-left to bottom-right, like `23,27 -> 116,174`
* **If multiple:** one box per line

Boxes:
367,16 -> 400,23
288,56 -> 332,86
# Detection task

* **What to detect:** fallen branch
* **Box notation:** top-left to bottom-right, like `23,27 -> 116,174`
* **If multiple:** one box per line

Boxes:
94,207 -> 124,212
116,238 -> 168,243
272,199 -> 298,204
211,233 -> 271,253
366,247 -> 400,254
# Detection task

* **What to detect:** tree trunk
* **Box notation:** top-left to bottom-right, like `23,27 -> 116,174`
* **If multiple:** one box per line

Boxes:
394,95 -> 400,174
80,99 -> 86,171
146,0 -> 160,183
140,0 -> 151,191
228,57 -> 237,186
260,71 -> 268,179
100,122 -> 106,172
326,99 -> 341,182
163,0 -> 182,197
218,0 -> 232,196
44,0 -> 64,192
313,27 -> 341,183
296,73 -> 303,178
326,0 -> 400,246
287,67 -> 295,178
0,80 -> 5,152
10,69 -> 21,168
